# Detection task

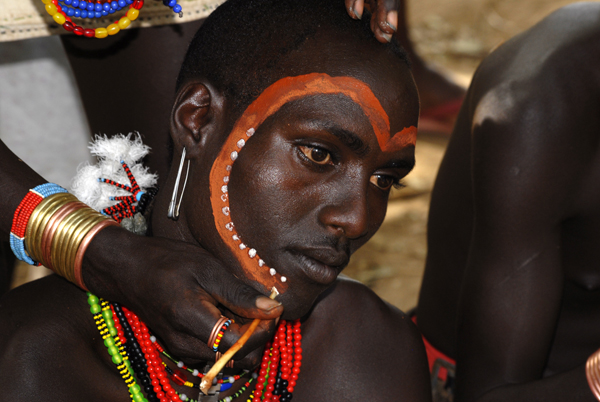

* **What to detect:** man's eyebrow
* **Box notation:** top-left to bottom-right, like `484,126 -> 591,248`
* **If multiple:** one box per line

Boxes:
310,121 -> 370,157
383,158 -> 415,171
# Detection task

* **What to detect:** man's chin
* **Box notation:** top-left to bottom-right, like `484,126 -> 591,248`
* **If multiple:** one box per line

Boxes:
276,284 -> 327,321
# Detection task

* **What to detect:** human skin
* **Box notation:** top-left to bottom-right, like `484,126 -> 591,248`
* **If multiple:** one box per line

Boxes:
0,23 -> 430,401
0,138 -> 283,364
417,3 -> 600,401
0,0 -> 411,370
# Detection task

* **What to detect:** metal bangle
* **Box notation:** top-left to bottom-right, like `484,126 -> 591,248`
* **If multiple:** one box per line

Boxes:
73,218 -> 119,291
40,202 -> 86,269
586,348 -> 600,401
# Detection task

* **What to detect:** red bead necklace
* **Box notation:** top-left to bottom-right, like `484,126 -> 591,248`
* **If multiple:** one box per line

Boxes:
114,306 -> 302,402
254,319 -> 302,402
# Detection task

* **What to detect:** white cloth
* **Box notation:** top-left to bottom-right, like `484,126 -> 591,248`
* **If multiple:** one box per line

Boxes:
0,0 -> 223,42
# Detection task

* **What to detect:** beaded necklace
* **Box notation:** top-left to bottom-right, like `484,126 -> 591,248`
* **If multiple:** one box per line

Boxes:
88,293 -> 303,402
40,0 -> 182,39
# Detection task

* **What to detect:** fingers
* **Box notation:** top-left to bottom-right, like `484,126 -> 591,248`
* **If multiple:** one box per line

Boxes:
346,0 -> 364,20
371,0 -> 400,43
206,270 -> 283,321
220,316 -> 279,363
346,0 -> 401,43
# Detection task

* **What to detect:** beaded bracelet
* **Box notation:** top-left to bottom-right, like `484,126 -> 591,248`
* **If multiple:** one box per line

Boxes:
212,319 -> 232,352
10,183 -> 68,265
208,316 -> 230,352
15,186 -> 118,290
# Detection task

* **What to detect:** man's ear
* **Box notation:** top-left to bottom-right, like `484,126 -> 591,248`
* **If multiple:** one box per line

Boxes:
171,81 -> 221,157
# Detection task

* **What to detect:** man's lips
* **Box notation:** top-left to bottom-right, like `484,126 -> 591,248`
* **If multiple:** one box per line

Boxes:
288,247 -> 349,285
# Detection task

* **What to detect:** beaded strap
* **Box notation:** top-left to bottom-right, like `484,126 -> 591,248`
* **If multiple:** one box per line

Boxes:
9,183 -> 68,265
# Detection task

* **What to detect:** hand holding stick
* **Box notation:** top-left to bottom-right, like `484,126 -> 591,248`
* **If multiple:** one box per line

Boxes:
200,287 -> 279,394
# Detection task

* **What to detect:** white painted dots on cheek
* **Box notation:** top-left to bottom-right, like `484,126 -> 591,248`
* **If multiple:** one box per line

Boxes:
220,127 -> 287,284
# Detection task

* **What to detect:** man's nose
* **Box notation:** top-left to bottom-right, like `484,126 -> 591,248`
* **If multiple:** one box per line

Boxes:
317,186 -> 369,240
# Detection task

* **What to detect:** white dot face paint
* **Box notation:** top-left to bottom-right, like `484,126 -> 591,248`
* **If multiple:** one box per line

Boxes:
210,122 -> 292,290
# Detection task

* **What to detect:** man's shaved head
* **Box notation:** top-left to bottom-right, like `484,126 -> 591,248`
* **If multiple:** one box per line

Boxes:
176,0 -> 410,117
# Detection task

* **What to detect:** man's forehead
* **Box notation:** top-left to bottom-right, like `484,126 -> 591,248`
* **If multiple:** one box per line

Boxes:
238,73 -> 416,152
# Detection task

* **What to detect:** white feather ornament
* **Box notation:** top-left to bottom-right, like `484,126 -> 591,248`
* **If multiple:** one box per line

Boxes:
71,133 -> 158,234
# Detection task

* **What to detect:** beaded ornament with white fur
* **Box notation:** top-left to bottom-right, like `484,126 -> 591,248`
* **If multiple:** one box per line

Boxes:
71,133 -> 158,234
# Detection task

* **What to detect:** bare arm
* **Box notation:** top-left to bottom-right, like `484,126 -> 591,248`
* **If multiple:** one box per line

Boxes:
0,138 -> 282,362
456,73 -> 598,402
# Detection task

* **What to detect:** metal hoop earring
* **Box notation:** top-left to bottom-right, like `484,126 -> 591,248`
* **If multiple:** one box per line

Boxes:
167,147 -> 190,220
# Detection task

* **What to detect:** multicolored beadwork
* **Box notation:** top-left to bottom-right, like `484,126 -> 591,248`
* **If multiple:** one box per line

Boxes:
87,293 -> 149,402
10,183 -> 67,265
212,319 -> 232,352
39,0 -> 176,39
91,299 -> 302,402
98,160 -> 157,222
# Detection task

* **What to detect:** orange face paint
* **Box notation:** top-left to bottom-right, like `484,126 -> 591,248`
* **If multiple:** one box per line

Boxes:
209,73 -> 417,293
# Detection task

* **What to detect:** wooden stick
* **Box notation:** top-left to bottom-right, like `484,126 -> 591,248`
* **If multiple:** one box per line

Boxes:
200,287 -> 279,394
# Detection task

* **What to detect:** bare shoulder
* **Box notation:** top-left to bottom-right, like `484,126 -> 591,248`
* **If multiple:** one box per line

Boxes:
0,276 -> 126,402
297,276 -> 431,402
471,1 -> 600,114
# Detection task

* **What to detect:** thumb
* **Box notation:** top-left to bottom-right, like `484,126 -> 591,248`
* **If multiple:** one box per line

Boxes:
205,272 -> 284,320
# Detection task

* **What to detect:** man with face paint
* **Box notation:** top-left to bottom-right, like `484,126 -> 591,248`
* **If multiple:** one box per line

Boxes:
0,1 -> 431,401
416,3 -> 600,402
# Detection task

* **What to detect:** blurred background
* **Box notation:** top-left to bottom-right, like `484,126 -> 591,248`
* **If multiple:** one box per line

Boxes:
1,0 -> 587,310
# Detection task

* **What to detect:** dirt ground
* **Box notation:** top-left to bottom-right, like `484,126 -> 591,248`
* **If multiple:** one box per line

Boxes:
11,0 -> 589,311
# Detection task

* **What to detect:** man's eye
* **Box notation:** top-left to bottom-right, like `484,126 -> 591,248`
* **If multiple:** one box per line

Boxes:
299,146 -> 332,165
370,174 -> 395,190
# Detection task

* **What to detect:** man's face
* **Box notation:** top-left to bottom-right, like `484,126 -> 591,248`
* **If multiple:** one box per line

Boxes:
187,39 -> 418,319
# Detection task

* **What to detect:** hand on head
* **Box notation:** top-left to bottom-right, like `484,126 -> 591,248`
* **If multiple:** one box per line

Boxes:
345,0 -> 399,43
